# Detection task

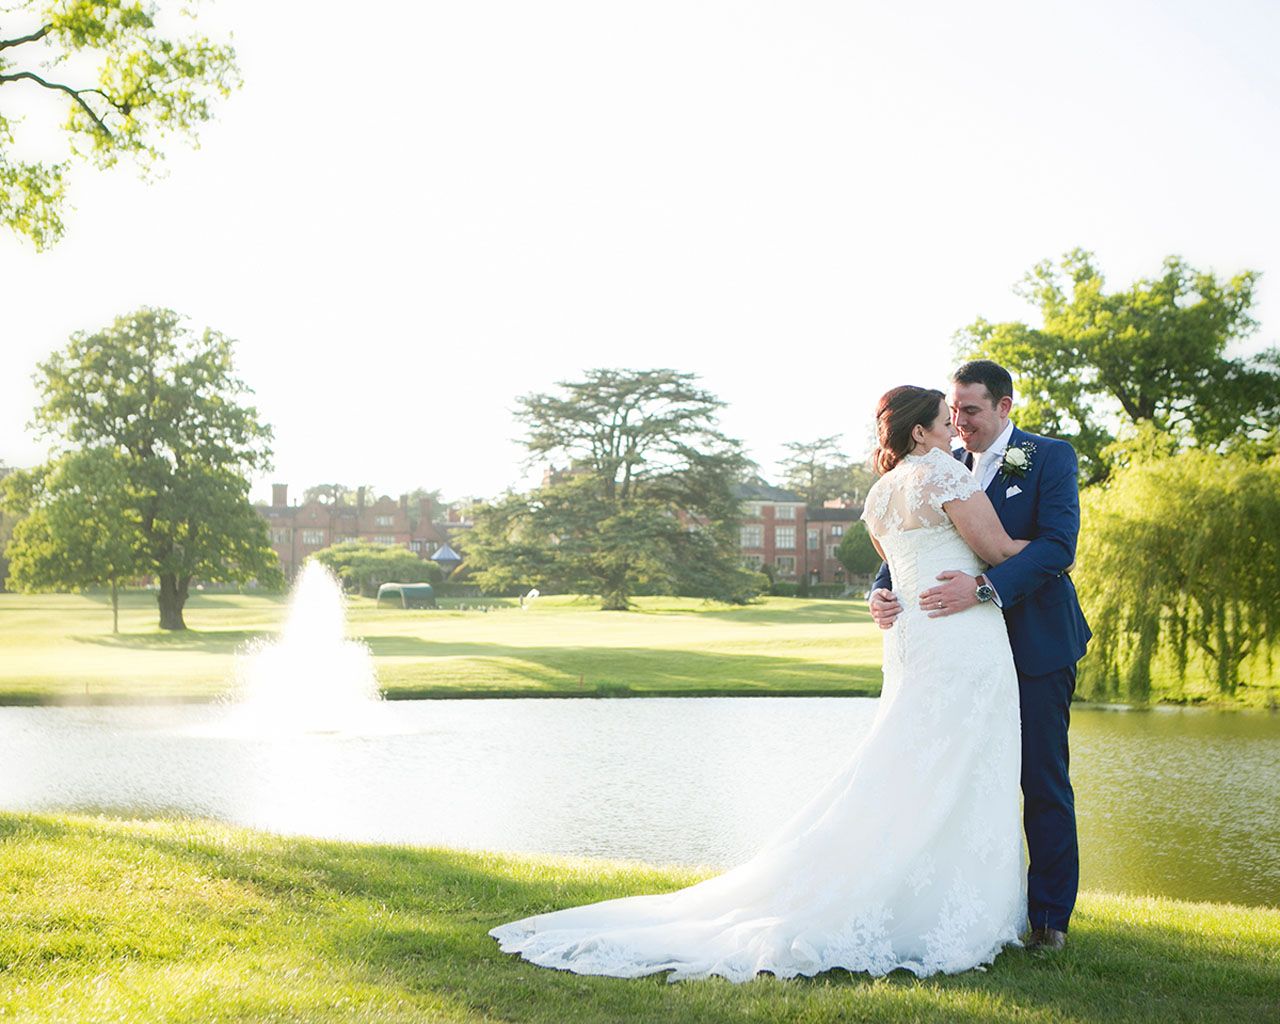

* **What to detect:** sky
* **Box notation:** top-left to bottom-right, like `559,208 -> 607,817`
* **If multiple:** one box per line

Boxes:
2,0 -> 1278,504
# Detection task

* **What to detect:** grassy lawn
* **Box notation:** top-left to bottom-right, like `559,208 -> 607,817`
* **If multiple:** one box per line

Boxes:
0,813 -> 1275,1024
1,590 -> 1276,708
0,591 -> 884,704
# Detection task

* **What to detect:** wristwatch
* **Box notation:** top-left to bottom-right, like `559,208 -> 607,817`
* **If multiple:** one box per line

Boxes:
975,574 -> 996,604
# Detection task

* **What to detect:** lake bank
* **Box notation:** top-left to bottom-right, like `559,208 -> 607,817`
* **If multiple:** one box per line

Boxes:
1,591 -> 1276,710
1,812 -> 1275,1024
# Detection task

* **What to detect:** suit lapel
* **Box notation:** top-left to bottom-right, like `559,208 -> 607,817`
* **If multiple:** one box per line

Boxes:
985,425 -> 1022,514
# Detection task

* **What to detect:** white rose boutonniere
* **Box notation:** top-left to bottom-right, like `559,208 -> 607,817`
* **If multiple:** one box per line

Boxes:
1000,441 -> 1036,479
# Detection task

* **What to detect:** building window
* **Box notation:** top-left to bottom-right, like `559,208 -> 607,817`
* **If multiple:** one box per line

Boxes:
774,526 -> 796,549
372,534 -> 396,545
831,525 -> 845,537
336,534 -> 356,544
776,505 -> 796,520
270,528 -> 288,544
740,524 -> 763,548
827,544 -> 841,560
807,528 -> 820,550
410,540 -> 423,552
375,515 -> 393,527
774,555 -> 796,575
742,502 -> 762,518
302,529 -> 324,545
741,554 -> 764,569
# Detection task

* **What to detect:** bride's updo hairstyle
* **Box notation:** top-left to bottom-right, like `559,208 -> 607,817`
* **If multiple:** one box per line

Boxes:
872,385 -> 947,476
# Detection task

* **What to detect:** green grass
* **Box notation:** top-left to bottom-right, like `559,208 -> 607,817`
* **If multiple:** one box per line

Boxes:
0,813 -> 1275,1023
1,590 -> 1276,708
0,591 -> 884,704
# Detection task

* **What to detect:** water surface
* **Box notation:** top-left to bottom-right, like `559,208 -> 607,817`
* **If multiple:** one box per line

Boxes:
0,698 -> 1275,907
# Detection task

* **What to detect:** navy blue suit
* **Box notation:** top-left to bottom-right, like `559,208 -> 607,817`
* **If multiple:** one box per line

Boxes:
874,427 -> 1091,932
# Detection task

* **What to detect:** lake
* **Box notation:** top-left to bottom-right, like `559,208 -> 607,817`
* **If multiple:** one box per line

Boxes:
1,697 -> 1276,908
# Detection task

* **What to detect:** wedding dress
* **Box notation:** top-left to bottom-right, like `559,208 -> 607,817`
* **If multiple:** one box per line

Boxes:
489,446 -> 1025,981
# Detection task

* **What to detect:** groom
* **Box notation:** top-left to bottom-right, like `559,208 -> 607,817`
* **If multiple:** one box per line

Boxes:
869,359 -> 1091,952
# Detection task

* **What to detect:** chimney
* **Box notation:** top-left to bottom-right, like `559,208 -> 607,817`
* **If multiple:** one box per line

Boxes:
419,496 -> 434,520
357,486 -> 366,511
400,494 -> 408,511
272,483 -> 287,508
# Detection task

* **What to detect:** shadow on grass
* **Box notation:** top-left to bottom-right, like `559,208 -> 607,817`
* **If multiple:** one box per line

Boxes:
73,629 -> 270,654
361,638 -> 881,694
691,599 -> 872,626
33,814 -> 1278,1024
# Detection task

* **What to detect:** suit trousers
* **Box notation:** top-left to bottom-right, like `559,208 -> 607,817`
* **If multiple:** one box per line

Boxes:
1018,663 -> 1079,933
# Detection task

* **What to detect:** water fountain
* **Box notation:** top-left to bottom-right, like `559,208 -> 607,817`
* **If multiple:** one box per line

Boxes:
223,560 -> 382,735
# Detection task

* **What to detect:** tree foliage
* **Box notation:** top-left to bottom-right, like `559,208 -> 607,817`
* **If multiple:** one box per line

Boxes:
836,521 -> 880,577
12,307 -> 281,629
957,250 -> 1280,482
2,449 -> 139,630
0,0 -> 240,248
466,369 -> 765,609
1075,448 -> 1280,701
310,541 -> 443,598
778,436 -> 874,506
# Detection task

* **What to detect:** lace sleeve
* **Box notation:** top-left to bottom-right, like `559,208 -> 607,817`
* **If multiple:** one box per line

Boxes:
862,449 -> 983,538
919,449 -> 983,514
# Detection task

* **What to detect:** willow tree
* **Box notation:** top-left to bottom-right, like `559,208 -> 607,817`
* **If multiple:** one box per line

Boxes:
1075,448 -> 1280,700
0,1 -> 240,248
467,369 -> 763,609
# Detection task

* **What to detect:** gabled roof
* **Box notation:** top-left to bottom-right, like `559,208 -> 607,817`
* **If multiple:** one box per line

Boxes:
732,480 -> 805,503
806,506 -> 861,522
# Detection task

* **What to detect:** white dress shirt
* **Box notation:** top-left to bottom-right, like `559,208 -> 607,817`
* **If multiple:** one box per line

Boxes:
971,420 -> 1015,492
967,419 -> 1015,607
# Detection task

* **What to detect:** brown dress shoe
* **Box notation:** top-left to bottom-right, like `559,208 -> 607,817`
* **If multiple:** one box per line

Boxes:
1025,927 -> 1067,952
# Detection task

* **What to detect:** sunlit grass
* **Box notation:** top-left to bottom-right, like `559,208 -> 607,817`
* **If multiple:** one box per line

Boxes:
0,591 -> 883,703
0,590 -> 1275,707
0,813 -> 1276,1023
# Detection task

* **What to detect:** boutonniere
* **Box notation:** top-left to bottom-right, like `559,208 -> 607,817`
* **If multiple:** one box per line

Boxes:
999,441 -> 1036,479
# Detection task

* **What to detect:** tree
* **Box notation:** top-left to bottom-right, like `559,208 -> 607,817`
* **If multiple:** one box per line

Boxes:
2,449 -> 139,631
0,0 -> 240,248
1075,448 -> 1280,701
779,435 -> 847,504
957,250 -> 1280,482
310,541 -> 443,598
16,307 -> 282,629
836,521 -> 880,578
466,369 -> 765,609
779,437 -> 875,506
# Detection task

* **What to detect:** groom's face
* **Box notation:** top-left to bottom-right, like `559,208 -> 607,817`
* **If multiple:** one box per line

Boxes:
949,382 -> 1011,453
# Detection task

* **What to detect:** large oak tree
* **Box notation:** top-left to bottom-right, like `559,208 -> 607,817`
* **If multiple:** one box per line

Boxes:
957,249 -> 1280,482
12,307 -> 281,629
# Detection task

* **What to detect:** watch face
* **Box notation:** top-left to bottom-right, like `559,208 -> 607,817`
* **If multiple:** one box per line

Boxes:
976,585 -> 995,603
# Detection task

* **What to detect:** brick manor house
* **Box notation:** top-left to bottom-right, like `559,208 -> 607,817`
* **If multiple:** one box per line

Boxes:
256,479 -> 860,586
256,485 -> 470,580
732,480 -> 861,586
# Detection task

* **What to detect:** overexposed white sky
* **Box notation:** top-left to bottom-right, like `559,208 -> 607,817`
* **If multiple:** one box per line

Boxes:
3,0 -> 1278,502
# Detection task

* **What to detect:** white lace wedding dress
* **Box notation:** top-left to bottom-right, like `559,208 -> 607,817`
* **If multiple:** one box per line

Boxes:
489,447 -> 1025,981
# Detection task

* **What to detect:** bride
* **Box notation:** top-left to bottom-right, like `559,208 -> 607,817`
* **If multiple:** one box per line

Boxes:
489,385 -> 1029,981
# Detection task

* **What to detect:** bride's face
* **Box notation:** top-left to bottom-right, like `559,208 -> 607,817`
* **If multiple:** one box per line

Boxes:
911,398 -> 956,454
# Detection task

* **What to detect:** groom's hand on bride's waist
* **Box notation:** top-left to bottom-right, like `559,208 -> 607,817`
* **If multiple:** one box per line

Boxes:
869,589 -> 901,630
919,571 -> 980,618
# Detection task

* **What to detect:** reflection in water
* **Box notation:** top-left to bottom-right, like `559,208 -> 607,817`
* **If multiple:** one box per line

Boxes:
0,699 -> 1275,907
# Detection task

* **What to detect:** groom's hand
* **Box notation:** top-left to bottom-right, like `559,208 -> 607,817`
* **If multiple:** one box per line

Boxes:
869,588 -> 901,630
919,571 -> 978,618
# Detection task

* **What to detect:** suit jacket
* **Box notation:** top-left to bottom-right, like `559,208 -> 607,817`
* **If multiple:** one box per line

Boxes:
873,426 -> 1092,677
